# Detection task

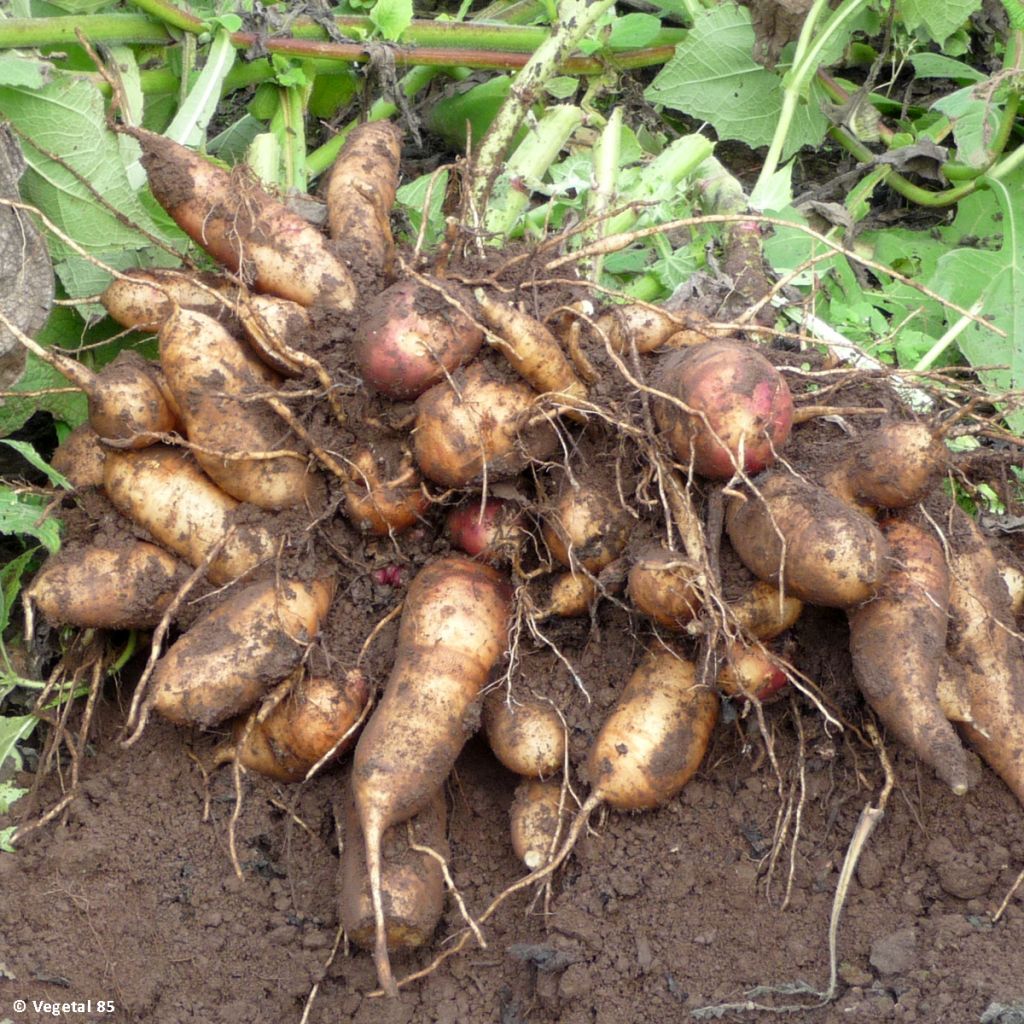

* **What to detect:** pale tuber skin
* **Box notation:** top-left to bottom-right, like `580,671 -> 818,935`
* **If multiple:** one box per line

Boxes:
236,293 -> 312,378
821,420 -> 946,511
351,556 -> 511,996
130,127 -> 358,310
28,541 -> 187,631
341,786 -> 448,953
434,648 -> 721,954
343,448 -> 429,536
51,350 -> 179,449
594,304 -> 683,354
101,269 -> 239,332
627,547 -> 703,631
586,648 -> 719,811
726,473 -> 891,609
728,581 -> 803,640
944,509 -> 1024,807
151,577 -> 336,729
50,424 -> 105,489
223,669 -> 370,782
848,519 -> 970,795
413,361 -> 558,488
475,290 -> 588,409
593,303 -> 716,354
159,307 -> 318,510
542,475 -> 631,573
510,778 -> 567,870
103,446 -> 277,586
326,121 -> 403,283
482,693 -> 565,778
531,571 -> 600,620
999,563 -> 1024,617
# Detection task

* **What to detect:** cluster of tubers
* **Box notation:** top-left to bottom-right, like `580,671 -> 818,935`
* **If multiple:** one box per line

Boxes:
23,121 -> 1024,998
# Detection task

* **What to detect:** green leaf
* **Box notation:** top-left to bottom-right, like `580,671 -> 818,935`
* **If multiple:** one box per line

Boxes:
0,488 -> 61,554
928,175 -> 1024,431
109,47 -> 145,189
607,12 -> 661,48
206,12 -> 243,32
749,162 -> 794,213
859,226 -> 948,337
0,56 -> 51,90
308,69 -> 359,120
370,0 -> 414,41
933,85 -> 1002,168
164,29 -> 238,149
427,76 -> 518,152
897,0 -> 982,45
892,327 -> 954,368
909,53 -> 986,82
651,246 -> 699,290
0,778 -> 28,850
0,441 -> 70,489
269,54 -> 308,90
208,114 -> 266,162
0,780 -> 28,814
0,356 -> 87,438
0,718 -> 36,783
0,548 -> 36,635
646,5 -> 829,156
246,133 -> 281,188
640,0 -> 698,20
0,72 -> 184,298
545,76 -> 579,99
763,206 -> 841,283
396,170 -> 448,249
603,246 -> 651,275
37,0 -> 117,10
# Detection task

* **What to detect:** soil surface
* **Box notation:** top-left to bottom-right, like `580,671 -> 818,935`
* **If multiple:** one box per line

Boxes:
3,231 -> 1024,1024
3,654 -> 1024,1024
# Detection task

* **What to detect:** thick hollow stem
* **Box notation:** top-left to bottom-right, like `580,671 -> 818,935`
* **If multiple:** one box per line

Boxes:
468,0 -> 617,223
483,104 -> 584,241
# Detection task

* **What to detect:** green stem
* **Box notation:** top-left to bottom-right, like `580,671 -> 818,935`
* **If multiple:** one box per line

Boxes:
115,5 -> 688,52
943,90 -> 1020,180
122,0 -> 200,34
753,0 -> 871,200
582,106 -> 623,279
602,134 -> 713,236
677,0 -> 704,23
108,631 -> 139,677
305,64 -> 448,179
754,0 -> 832,199
0,13 -> 173,47
3,15 -> 680,77
828,126 -> 979,206
989,132 -> 1024,180
135,58 -> 278,97
816,68 -> 1021,183
623,273 -> 663,301
280,84 -> 308,192
693,154 -> 747,216
484,104 -> 584,241
469,0 -> 617,223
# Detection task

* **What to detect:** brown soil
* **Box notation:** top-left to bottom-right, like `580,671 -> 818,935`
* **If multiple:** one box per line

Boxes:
3,644 -> 1024,1024
4,499 -> 1024,1024
4,255 -> 1024,1024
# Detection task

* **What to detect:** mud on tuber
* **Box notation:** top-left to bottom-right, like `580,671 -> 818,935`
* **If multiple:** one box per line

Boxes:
18,119 -> 1024,1001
